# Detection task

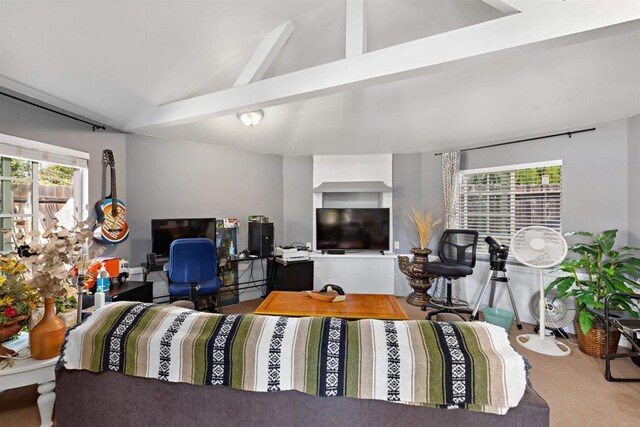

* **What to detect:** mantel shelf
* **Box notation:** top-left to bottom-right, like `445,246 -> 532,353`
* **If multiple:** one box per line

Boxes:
313,181 -> 392,193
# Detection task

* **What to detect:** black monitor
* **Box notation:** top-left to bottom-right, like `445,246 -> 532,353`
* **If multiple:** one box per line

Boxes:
151,218 -> 216,258
316,208 -> 390,250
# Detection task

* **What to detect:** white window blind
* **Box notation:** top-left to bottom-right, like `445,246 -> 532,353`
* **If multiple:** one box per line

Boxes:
455,160 -> 562,248
0,133 -> 89,169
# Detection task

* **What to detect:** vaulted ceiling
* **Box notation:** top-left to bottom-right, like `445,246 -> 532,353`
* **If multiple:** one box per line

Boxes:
1,0 -> 639,155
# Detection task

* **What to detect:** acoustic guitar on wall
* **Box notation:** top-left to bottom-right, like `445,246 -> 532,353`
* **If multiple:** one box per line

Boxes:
94,149 -> 129,244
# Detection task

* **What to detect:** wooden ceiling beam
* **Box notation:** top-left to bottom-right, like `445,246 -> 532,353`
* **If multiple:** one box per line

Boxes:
234,21 -> 294,86
125,1 -> 639,132
346,0 -> 366,57
481,0 -> 520,15
482,0 -> 565,15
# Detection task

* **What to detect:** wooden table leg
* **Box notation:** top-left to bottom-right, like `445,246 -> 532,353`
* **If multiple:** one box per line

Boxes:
37,381 -> 55,427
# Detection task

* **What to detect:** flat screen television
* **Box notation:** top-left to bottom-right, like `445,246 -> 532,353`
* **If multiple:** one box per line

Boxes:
316,208 -> 390,250
151,218 -> 216,257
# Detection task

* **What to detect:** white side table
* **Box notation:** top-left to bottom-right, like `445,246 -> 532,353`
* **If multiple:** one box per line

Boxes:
0,333 -> 57,427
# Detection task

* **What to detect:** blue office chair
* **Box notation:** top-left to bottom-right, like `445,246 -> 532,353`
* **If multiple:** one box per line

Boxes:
167,238 -> 223,312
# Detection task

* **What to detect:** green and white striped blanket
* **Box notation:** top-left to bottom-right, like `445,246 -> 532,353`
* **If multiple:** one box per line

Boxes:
61,302 -> 526,414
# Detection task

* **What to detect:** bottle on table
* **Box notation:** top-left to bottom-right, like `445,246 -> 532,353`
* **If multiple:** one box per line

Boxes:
96,263 -> 110,292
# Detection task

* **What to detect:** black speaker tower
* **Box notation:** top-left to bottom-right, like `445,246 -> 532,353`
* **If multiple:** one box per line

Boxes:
248,222 -> 274,257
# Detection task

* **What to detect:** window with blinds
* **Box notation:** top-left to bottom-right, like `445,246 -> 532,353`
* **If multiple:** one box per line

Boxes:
455,160 -> 562,250
0,133 -> 89,252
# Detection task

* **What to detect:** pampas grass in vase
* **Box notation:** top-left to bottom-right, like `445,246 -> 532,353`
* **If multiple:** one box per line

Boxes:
409,207 -> 442,251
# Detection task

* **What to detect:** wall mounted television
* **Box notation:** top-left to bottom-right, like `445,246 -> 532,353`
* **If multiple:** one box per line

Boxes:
316,208 -> 390,250
151,218 -> 216,257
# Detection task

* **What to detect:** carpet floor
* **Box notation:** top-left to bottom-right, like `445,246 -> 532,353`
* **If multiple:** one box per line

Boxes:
1,297 -> 638,426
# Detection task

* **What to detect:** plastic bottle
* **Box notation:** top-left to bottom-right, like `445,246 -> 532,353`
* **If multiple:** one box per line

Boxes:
94,288 -> 106,310
97,263 -> 110,292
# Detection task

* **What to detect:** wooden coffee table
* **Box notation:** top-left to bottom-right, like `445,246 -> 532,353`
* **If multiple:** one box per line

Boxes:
254,291 -> 408,320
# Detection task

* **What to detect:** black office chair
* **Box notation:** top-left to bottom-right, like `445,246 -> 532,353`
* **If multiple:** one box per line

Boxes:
421,229 -> 479,320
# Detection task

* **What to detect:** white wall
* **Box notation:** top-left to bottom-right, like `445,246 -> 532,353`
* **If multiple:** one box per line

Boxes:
628,114 -> 640,247
0,95 -> 130,259
282,156 -> 313,246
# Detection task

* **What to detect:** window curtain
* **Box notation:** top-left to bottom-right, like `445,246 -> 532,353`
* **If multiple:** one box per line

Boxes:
432,150 -> 463,302
441,150 -> 460,229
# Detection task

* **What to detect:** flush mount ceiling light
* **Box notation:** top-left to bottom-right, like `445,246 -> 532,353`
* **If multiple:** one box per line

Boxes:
237,110 -> 264,127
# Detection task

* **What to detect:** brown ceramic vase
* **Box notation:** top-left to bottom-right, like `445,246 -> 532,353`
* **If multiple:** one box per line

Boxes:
398,248 -> 438,306
29,297 -> 66,360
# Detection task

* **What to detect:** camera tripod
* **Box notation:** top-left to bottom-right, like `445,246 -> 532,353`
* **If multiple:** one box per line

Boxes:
470,264 -> 523,330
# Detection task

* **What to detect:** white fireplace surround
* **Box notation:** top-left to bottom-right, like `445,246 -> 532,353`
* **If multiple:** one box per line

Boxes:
312,154 -> 393,251
311,154 -> 396,294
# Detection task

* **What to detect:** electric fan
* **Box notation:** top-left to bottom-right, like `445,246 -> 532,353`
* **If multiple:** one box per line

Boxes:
511,226 -> 570,356
529,289 -> 576,338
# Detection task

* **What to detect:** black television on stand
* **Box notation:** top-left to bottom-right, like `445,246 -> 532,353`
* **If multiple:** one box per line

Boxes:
316,208 -> 390,253
151,218 -> 217,259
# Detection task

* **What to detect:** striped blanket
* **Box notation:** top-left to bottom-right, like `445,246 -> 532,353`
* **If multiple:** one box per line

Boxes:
60,302 -> 526,415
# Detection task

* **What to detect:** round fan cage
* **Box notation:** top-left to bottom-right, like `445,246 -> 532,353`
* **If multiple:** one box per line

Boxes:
511,226 -> 568,268
529,289 -> 577,329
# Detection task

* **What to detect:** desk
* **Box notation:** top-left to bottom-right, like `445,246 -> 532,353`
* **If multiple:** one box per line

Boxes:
109,281 -> 153,303
0,333 -> 57,427
215,256 -> 274,305
141,262 -> 165,282
82,280 -> 154,308
143,258 -> 274,306
222,256 -> 274,289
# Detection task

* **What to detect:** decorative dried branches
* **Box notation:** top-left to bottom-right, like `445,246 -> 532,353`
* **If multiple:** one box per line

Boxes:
408,207 -> 442,250
6,218 -> 104,298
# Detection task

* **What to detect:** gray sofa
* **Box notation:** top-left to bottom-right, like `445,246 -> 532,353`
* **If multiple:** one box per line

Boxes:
55,368 -> 549,426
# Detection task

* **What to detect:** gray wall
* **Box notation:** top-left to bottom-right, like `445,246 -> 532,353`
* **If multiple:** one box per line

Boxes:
281,118 -> 634,260
629,114 -> 640,247
125,134 -> 284,265
420,151 -> 447,250
0,95 -> 130,259
422,118 -> 631,245
281,153 -> 426,253
392,153 -> 424,253
4,93 -> 633,276
282,156 -> 313,246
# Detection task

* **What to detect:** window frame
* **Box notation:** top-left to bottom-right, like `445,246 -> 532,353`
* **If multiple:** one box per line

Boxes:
0,133 -> 89,241
455,159 -> 563,257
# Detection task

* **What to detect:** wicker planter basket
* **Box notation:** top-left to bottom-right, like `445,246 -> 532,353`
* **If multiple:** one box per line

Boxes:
575,319 -> 620,359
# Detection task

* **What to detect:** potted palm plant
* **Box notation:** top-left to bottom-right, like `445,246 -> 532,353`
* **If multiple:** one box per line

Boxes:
546,229 -> 640,358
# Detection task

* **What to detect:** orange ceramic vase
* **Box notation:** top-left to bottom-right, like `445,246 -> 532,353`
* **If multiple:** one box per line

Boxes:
29,297 -> 66,360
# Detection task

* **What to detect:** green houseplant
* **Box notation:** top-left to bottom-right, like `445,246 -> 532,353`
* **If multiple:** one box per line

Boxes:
546,229 -> 640,357
0,256 -> 40,357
